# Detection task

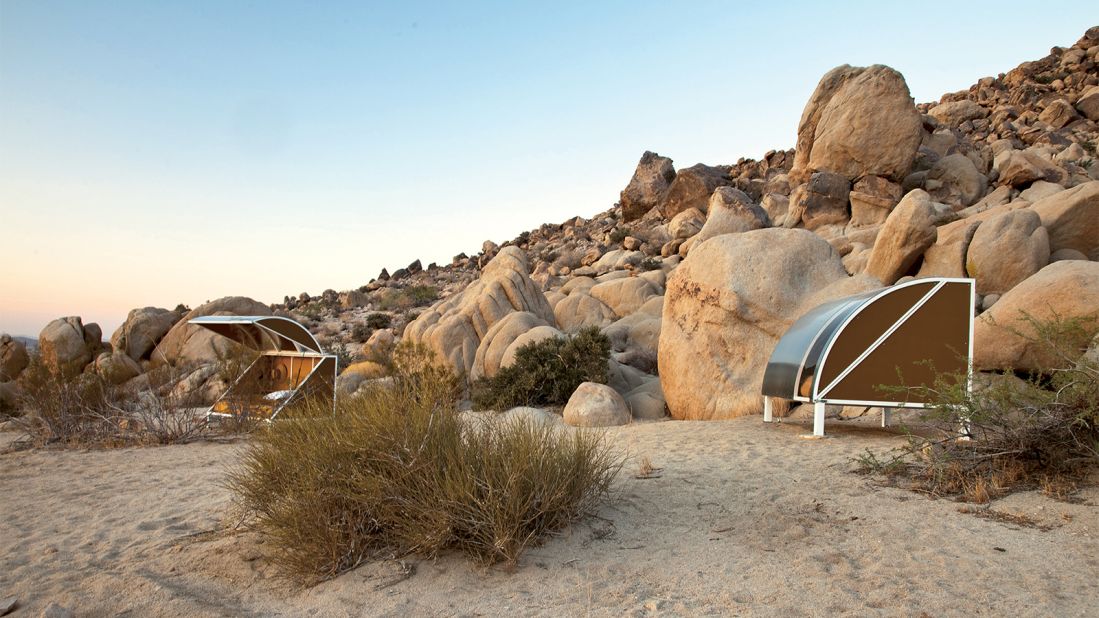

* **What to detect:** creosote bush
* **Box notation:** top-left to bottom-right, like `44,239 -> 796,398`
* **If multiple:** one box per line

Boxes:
378,286 -> 439,311
471,326 -> 611,411
365,312 -> 392,330
226,344 -> 621,584
856,313 -> 1099,502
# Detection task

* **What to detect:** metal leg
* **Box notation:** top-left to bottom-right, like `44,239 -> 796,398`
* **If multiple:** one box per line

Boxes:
881,408 -> 891,428
813,402 -> 825,437
763,397 -> 773,423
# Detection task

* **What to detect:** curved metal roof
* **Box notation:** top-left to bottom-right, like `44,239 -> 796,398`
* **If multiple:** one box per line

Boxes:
188,315 -> 324,355
762,278 -> 974,406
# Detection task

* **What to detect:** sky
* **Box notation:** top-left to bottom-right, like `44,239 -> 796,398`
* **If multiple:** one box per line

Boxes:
1,1 -> 1095,338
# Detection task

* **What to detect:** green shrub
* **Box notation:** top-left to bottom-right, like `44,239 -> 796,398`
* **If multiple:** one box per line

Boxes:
226,345 -> 621,584
638,257 -> 662,271
855,313 -> 1099,502
471,326 -> 611,411
609,227 -> 630,244
350,322 -> 373,343
365,312 -> 392,330
377,286 -> 439,311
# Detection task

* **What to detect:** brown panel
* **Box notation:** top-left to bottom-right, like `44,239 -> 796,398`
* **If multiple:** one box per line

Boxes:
813,281 -> 936,393
823,282 -> 971,403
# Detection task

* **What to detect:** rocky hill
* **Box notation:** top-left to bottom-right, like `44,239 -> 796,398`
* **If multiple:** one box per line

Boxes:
4,26 -> 1098,421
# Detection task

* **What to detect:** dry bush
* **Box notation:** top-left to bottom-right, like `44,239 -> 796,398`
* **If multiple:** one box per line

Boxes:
856,313 -> 1099,502
14,358 -> 207,448
226,345 -> 622,584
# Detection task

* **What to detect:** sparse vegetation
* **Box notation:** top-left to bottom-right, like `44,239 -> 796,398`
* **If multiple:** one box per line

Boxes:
855,314 -> 1099,503
471,327 -> 611,411
226,345 -> 621,584
609,227 -> 630,244
638,257 -> 662,271
13,357 -> 207,448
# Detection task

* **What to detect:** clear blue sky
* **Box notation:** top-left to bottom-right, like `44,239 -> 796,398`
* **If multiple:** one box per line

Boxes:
1,1 -> 1094,337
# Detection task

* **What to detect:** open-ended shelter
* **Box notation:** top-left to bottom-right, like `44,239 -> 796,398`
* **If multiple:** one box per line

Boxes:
761,278 -> 975,437
189,315 -> 337,420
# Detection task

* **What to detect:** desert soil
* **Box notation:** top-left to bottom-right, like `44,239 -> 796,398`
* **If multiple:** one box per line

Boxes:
1,415 -> 1096,617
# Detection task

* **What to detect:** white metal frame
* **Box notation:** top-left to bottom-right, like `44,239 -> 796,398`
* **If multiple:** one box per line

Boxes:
764,278 -> 976,437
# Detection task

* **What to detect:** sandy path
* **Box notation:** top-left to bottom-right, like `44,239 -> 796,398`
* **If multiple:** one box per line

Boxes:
1,416 -> 1096,617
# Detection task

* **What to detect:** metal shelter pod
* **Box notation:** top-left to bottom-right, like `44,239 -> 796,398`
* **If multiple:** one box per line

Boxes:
188,316 -> 337,421
761,278 -> 975,437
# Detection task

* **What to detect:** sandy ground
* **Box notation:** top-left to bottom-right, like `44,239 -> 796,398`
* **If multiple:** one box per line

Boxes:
1,414 -> 1097,617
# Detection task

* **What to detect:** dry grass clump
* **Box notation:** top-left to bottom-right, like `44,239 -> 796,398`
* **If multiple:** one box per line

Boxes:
226,345 -> 622,585
471,326 -> 610,411
856,314 -> 1099,502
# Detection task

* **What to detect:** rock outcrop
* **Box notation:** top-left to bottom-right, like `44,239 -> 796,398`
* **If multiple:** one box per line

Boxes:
404,247 -> 555,377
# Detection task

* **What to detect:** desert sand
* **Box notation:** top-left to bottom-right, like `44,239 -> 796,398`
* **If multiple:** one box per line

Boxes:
1,415 -> 1096,617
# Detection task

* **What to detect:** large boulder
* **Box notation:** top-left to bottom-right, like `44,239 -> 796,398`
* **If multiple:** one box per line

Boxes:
150,297 -> 272,368
1029,181 -> 1099,260
790,64 -> 922,183
993,149 -> 1066,187
39,317 -> 95,379
589,277 -> 659,318
553,292 -> 617,333
925,153 -> 987,209
668,207 -> 706,239
660,228 -> 881,420
693,187 -> 769,244
974,261 -> 1099,372
563,382 -> 631,427
0,334 -> 29,381
848,175 -> 903,228
966,209 -> 1050,296
660,164 -> 730,218
93,352 -> 142,385
404,247 -> 555,377
865,189 -> 938,284
1076,85 -> 1099,121
927,99 -> 987,126
110,307 -> 182,363
917,218 -> 981,278
786,171 -> 851,230
620,151 -> 676,221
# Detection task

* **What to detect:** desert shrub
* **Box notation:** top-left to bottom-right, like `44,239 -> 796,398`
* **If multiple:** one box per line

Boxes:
350,322 -> 373,343
365,312 -> 392,330
324,341 -> 353,372
609,227 -> 630,244
855,313 -> 1099,502
13,358 -> 206,448
377,286 -> 439,311
638,257 -> 662,272
226,345 -> 621,584
471,327 -> 610,411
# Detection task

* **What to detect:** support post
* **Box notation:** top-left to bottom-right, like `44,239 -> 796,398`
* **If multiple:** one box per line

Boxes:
881,408 -> 891,428
813,402 -> 825,437
763,396 -> 773,423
